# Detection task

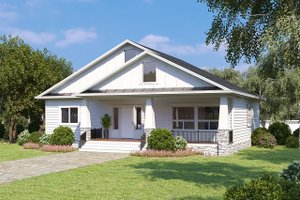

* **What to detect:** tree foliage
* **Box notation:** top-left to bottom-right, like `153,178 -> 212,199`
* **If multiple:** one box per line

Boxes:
0,35 -> 73,142
198,0 -> 300,68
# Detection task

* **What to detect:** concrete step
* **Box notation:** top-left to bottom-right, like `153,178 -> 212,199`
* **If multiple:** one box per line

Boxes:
79,141 -> 142,153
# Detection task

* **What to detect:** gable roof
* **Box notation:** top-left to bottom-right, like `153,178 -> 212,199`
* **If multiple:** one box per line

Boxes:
36,39 -> 259,100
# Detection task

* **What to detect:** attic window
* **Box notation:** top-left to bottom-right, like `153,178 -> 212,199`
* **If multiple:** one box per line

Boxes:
124,49 -> 137,62
143,62 -> 156,82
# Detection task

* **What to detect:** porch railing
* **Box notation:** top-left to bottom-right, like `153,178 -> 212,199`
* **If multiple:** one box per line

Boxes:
172,130 -> 217,143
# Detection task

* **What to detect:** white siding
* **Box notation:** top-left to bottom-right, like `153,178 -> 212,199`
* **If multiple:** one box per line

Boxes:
45,100 -> 81,141
232,98 -> 252,143
92,56 -> 214,90
52,44 -> 143,93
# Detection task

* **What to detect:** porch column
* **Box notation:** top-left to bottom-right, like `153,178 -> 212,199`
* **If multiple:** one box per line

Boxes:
218,96 -> 228,130
144,98 -> 156,144
81,99 -> 91,141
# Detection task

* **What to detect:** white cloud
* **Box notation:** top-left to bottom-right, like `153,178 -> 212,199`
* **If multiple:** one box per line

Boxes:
0,27 -> 56,45
140,34 -> 226,56
56,28 -> 97,48
0,3 -> 18,22
236,63 -> 252,72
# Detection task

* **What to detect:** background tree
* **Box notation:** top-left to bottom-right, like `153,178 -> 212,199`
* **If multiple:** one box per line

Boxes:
0,35 -> 73,142
198,0 -> 300,68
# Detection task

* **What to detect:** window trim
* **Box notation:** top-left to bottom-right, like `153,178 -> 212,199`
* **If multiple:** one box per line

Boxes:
143,61 -> 156,83
59,106 -> 79,125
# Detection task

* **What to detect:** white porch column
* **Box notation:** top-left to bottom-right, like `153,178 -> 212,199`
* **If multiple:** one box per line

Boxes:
81,99 -> 91,141
218,96 -> 229,130
144,98 -> 156,129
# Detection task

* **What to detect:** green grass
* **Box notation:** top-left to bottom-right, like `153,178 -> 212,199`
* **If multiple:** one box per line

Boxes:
0,141 -> 53,162
0,146 -> 299,199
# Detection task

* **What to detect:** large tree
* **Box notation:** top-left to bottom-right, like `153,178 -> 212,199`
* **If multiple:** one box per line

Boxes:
0,35 -> 73,142
198,0 -> 300,68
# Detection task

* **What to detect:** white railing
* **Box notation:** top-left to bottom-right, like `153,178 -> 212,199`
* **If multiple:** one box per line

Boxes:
172,130 -> 218,143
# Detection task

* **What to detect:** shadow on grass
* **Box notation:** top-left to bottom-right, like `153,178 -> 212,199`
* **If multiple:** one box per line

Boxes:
129,159 -> 273,188
237,146 -> 300,165
174,195 -> 219,200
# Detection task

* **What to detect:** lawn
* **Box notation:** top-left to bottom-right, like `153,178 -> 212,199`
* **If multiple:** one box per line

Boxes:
0,141 -> 53,162
0,146 -> 299,199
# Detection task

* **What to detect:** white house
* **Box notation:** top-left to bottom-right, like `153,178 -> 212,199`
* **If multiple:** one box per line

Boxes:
36,40 -> 260,156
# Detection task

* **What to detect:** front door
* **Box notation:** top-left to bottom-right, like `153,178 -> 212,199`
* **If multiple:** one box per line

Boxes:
121,106 -> 134,138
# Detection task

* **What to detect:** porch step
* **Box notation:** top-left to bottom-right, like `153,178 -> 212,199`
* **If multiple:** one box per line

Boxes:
79,141 -> 142,153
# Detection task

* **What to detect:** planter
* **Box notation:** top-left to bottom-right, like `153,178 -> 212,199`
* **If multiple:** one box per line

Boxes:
103,129 -> 109,139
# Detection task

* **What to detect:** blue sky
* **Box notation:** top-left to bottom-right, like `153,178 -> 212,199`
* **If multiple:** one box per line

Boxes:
0,0 -> 251,71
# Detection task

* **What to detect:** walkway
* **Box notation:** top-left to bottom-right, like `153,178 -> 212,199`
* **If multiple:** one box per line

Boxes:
0,151 -> 128,184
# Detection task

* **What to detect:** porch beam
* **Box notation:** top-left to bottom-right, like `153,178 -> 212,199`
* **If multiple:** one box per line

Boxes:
144,98 -> 156,129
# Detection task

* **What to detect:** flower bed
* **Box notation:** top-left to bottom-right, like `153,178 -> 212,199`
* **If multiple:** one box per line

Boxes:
23,142 -> 40,149
130,148 -> 203,157
41,145 -> 76,152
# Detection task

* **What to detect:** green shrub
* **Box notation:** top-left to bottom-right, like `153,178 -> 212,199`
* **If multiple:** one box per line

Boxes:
279,179 -> 300,200
50,126 -> 74,145
16,124 -> 25,136
251,127 -> 269,146
147,128 -> 175,151
174,136 -> 187,150
0,124 -> 5,138
281,161 -> 300,183
257,132 -> 277,148
40,134 -> 52,145
28,118 -> 41,133
293,128 -> 299,138
224,174 -> 283,200
28,132 -> 42,144
268,122 -> 291,145
286,136 -> 299,148
17,130 -> 31,145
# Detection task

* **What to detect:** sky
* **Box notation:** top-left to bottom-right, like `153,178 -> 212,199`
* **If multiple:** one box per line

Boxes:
0,0 -> 251,71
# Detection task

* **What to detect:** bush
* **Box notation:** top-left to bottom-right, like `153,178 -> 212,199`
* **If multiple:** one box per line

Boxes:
41,145 -> 76,152
174,136 -> 187,150
279,179 -> 300,200
50,126 -> 74,145
293,128 -> 299,138
224,174 -> 283,200
23,142 -> 40,149
130,148 -> 203,157
40,134 -> 52,145
286,136 -> 299,148
17,130 -> 31,145
147,128 -> 176,151
16,124 -> 25,136
28,119 -> 41,133
257,132 -> 277,148
268,122 -> 291,145
0,124 -> 5,138
251,127 -> 269,146
281,160 -> 300,183
28,131 -> 42,144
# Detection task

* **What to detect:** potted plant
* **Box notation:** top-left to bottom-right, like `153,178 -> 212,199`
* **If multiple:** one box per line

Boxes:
101,114 -> 111,139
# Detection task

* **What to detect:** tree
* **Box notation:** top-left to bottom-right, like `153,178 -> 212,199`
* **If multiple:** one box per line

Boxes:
198,0 -> 300,67
208,67 -> 244,87
0,35 -> 73,142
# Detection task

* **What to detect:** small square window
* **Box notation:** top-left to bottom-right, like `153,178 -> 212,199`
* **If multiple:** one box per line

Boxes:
61,108 -> 69,123
143,62 -> 156,82
70,108 -> 78,123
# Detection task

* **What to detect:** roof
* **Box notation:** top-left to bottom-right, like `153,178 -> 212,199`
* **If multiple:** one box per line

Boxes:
134,42 -> 251,94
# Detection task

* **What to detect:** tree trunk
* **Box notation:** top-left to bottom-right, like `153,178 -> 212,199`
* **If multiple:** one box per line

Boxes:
8,118 -> 17,143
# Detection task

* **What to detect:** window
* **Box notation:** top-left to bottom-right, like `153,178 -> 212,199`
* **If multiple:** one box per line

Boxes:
124,49 -> 137,62
113,107 -> 119,129
135,107 -> 142,129
173,107 -> 194,129
143,62 -> 156,82
198,107 -> 219,130
61,107 -> 78,123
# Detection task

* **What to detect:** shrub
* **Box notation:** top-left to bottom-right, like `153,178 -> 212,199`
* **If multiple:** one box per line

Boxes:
16,124 -> 25,136
28,131 -> 42,144
130,148 -> 203,157
174,136 -> 187,150
268,122 -> 291,145
23,142 -> 40,149
50,126 -> 74,145
28,118 -> 41,133
286,136 -> 299,148
41,145 -> 76,152
40,134 -> 52,145
224,174 -> 283,200
279,179 -> 300,200
293,128 -> 299,138
281,160 -> 300,183
17,130 -> 31,145
257,132 -> 277,148
0,124 -> 5,138
251,127 -> 269,146
147,128 -> 176,151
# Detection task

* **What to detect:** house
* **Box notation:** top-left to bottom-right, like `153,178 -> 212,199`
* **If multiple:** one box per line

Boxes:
36,40 -> 260,156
